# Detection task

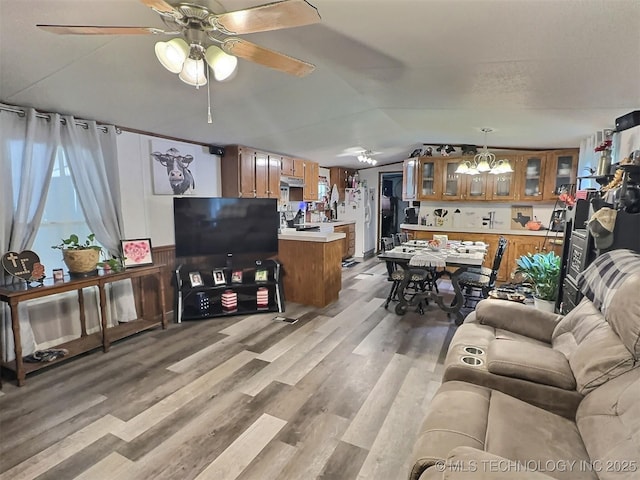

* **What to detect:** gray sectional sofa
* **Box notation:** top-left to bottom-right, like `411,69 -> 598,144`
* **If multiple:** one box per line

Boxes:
410,249 -> 640,480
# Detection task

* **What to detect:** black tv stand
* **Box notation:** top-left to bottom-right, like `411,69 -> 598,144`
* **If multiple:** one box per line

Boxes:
175,259 -> 284,322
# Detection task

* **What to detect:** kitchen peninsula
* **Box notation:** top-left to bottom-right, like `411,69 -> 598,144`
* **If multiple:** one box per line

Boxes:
278,229 -> 346,307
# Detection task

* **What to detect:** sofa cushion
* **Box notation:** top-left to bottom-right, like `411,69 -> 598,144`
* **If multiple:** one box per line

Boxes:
605,273 -> 640,359
577,249 -> 640,317
486,339 -> 576,390
552,298 -> 635,395
576,367 -> 640,480
485,390 -> 597,480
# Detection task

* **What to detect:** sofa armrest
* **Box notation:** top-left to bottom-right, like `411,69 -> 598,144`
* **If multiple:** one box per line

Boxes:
475,300 -> 562,343
425,447 -> 557,479
486,339 -> 576,390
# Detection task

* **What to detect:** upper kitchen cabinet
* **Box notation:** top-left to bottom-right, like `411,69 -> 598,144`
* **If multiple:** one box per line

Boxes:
441,159 -> 465,201
402,158 -> 418,201
303,160 -> 319,201
281,156 -> 305,178
517,153 -> 546,202
543,150 -> 578,200
417,157 -> 442,200
487,155 -> 518,201
221,145 -> 280,198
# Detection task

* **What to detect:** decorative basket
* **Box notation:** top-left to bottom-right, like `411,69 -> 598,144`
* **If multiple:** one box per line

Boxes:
62,249 -> 100,274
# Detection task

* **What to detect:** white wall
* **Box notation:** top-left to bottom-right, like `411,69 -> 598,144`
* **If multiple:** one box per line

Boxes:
116,131 -> 221,247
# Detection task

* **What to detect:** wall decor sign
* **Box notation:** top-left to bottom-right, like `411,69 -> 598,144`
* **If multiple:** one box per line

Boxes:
150,139 -> 200,195
511,206 -> 534,231
121,239 -> 153,267
2,250 -> 46,283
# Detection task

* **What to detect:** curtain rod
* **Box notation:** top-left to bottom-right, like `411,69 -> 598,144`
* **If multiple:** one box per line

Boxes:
0,104 -> 121,134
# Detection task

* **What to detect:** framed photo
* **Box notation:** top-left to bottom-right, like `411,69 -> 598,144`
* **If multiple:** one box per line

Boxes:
150,139 -> 199,195
121,238 -> 153,267
231,269 -> 243,284
189,271 -> 203,287
213,269 -> 227,285
255,269 -> 268,283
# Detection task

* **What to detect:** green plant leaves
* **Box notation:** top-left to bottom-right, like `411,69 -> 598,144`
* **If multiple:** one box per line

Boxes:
514,251 -> 561,301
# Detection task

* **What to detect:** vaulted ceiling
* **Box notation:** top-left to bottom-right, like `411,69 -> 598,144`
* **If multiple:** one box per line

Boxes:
1,0 -> 639,169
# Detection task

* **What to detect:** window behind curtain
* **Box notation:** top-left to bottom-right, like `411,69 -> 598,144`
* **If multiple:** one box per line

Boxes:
28,147 -> 97,273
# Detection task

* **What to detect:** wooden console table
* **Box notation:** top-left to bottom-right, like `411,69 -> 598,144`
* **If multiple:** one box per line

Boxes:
0,265 -> 167,386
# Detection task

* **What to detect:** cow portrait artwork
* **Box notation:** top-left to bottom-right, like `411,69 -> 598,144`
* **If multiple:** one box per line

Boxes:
151,147 -> 196,195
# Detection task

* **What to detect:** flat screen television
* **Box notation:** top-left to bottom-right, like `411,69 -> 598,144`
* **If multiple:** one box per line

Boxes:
173,197 -> 279,260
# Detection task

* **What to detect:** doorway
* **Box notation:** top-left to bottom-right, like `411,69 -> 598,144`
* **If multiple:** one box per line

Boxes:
378,172 -> 409,248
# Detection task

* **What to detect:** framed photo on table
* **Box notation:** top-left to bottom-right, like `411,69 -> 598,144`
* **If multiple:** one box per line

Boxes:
121,238 -> 153,267
189,271 -> 203,287
213,269 -> 226,285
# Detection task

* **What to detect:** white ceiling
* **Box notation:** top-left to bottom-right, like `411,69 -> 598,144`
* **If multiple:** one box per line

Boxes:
1,0 -> 639,169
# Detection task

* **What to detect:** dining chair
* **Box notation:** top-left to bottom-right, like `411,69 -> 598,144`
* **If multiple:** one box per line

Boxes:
381,237 -> 430,313
457,236 -> 508,308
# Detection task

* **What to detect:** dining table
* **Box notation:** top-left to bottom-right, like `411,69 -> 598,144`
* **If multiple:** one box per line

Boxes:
378,240 -> 487,325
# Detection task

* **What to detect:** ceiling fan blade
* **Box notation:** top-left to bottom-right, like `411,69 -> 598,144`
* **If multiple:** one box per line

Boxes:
139,0 -> 177,15
222,37 -> 315,77
211,0 -> 320,35
37,25 -> 165,35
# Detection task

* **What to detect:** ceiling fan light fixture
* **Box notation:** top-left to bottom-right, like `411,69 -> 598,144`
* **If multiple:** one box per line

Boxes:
155,38 -> 189,74
179,57 -> 207,87
205,45 -> 238,82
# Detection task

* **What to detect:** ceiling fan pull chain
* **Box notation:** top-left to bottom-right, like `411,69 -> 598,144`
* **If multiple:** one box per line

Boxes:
206,64 -> 213,124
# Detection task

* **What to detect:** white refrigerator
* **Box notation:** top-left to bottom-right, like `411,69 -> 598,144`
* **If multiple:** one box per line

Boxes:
341,187 -> 376,259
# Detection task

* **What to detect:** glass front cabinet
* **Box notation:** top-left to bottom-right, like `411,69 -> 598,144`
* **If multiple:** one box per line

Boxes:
518,153 -> 546,201
543,150 -> 578,200
441,159 -> 465,200
487,155 -> 518,201
417,157 -> 441,200
402,158 -> 418,201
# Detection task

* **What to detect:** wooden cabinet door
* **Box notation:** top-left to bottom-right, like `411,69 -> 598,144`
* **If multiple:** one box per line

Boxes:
267,155 -> 281,198
506,236 -> 543,280
303,161 -> 319,201
281,156 -> 293,176
239,148 -> 257,198
417,157 -> 441,200
517,154 -> 546,201
441,159 -> 465,200
292,158 -> 305,178
253,151 -> 270,197
543,150 -> 578,200
487,155 -> 518,201
402,159 -> 417,201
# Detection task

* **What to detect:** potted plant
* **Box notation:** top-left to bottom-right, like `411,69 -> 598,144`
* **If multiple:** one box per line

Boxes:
52,233 -> 102,276
514,251 -> 561,312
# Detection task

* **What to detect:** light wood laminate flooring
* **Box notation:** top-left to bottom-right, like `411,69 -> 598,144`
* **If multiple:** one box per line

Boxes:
0,258 -> 459,480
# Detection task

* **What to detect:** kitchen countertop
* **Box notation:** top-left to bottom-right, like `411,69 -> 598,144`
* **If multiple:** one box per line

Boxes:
400,223 -> 561,237
301,220 -> 355,227
278,229 -> 346,243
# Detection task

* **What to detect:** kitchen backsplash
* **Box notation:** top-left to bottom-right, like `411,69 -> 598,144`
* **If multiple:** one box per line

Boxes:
415,201 -> 559,232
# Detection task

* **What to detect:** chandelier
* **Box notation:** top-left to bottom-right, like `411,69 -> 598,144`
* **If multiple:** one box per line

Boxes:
357,150 -> 377,165
455,128 -> 514,175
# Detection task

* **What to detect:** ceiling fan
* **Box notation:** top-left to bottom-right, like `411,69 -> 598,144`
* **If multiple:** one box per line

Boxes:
337,146 -> 381,165
37,0 -> 321,79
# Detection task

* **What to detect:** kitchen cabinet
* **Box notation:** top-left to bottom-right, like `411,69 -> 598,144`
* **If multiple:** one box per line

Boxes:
329,167 -> 357,202
303,160 -> 319,201
281,156 -> 305,178
417,157 -> 442,200
221,145 -> 280,198
543,150 -> 578,200
333,222 -> 355,259
402,158 -> 418,201
402,149 -> 578,203
517,153 -> 546,202
487,155 -> 518,201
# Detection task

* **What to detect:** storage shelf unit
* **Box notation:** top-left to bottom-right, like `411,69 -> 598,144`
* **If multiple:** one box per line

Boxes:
175,259 -> 284,322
